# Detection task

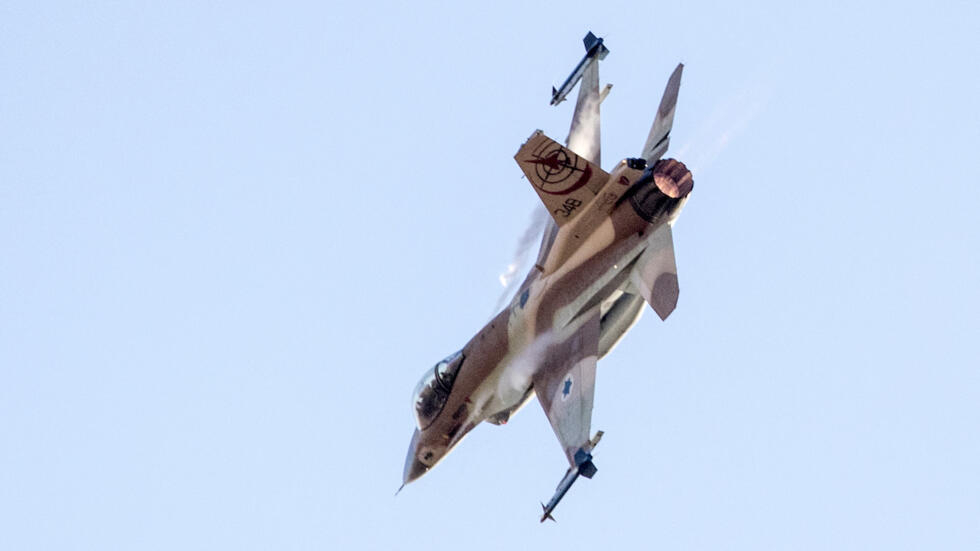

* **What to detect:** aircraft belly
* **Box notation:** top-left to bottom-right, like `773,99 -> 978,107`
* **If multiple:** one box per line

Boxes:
598,291 -> 645,358
475,238 -> 647,423
549,237 -> 648,331
454,229 -> 651,435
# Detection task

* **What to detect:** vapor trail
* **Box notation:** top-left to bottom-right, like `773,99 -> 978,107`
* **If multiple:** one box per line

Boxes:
674,75 -> 772,176
492,205 -> 549,313
496,330 -> 554,398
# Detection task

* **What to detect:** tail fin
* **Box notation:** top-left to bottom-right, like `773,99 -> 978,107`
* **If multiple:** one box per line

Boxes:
514,131 -> 609,227
583,32 -> 599,51
583,31 -> 609,59
641,63 -> 683,163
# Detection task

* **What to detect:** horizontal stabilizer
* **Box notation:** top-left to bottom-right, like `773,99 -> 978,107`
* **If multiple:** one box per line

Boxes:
641,63 -> 683,163
630,224 -> 679,320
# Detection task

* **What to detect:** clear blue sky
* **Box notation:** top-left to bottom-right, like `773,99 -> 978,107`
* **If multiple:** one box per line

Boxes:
2,2 -> 978,549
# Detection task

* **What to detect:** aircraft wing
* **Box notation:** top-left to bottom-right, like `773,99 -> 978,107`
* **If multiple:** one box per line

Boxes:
531,31 -> 606,266
515,131 -> 610,227
532,311 -> 600,465
566,51 -> 602,165
641,63 -> 683,164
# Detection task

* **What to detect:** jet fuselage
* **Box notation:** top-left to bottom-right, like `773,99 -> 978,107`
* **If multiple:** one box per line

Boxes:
404,159 -> 692,484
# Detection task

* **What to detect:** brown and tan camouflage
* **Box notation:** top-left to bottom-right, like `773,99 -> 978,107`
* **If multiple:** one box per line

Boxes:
402,33 -> 693,520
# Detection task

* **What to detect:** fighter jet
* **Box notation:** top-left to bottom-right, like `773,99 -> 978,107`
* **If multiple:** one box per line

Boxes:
402,31 -> 692,522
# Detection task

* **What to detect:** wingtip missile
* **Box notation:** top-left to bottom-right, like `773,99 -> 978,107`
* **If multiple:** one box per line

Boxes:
538,459 -> 591,523
537,439 -> 602,523
550,31 -> 610,106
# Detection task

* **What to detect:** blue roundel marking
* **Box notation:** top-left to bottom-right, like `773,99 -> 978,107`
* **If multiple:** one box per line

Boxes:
561,374 -> 573,401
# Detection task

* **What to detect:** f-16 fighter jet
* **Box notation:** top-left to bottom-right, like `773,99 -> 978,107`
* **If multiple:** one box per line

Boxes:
402,31 -> 692,522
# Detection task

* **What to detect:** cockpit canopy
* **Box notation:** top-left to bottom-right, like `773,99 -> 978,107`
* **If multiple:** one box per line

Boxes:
412,350 -> 464,430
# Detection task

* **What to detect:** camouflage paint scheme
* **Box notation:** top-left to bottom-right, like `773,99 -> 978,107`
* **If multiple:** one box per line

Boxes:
403,33 -> 693,520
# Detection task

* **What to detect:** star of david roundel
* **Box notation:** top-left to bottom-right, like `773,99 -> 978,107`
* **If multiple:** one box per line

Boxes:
560,373 -> 574,402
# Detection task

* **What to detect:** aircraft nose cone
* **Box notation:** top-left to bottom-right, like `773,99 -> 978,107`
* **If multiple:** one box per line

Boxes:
402,429 -> 430,484
403,457 -> 430,484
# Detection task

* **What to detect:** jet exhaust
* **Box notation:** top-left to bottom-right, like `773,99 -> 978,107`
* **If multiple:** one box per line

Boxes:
627,159 -> 693,224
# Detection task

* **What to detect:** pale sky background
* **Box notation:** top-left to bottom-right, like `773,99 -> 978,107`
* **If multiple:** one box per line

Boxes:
2,2 -> 978,550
